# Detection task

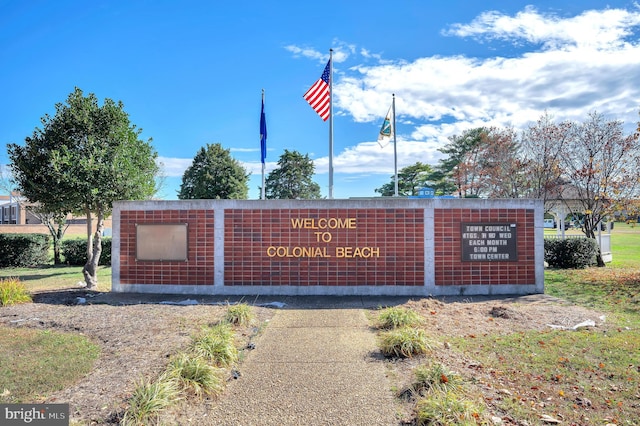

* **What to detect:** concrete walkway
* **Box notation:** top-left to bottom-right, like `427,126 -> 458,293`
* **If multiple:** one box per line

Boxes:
208,308 -> 399,425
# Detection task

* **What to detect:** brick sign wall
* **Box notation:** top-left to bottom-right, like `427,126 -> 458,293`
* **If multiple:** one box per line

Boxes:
224,208 -> 424,286
434,208 -> 536,286
112,199 -> 544,296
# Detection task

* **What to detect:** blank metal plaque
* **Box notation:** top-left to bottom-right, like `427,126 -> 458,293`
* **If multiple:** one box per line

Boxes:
136,223 -> 188,261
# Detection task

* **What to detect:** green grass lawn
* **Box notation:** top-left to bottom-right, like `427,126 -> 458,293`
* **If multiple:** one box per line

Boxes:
0,265 -> 112,293
545,222 -> 640,327
496,221 -> 640,423
0,327 -> 100,403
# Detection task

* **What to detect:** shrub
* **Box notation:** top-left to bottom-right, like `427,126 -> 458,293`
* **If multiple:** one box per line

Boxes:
224,303 -> 254,326
416,390 -> 484,425
191,323 -> 238,367
0,234 -> 50,267
378,327 -> 432,358
544,237 -> 598,269
120,374 -> 181,426
167,353 -> 225,397
377,306 -> 423,329
61,238 -> 111,266
0,277 -> 32,306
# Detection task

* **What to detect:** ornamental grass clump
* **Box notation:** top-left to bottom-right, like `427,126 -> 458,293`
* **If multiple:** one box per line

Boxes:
120,373 -> 181,426
191,323 -> 238,367
415,390 -> 484,426
224,302 -> 254,326
0,277 -> 32,306
377,306 -> 423,329
412,363 -> 463,395
167,353 -> 225,397
378,327 -> 432,358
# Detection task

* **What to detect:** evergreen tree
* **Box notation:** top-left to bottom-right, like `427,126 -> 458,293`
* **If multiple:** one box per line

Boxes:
375,162 -> 434,197
178,143 -> 249,199
264,150 -> 321,199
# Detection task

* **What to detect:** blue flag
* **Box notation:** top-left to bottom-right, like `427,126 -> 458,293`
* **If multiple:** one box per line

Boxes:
260,98 -> 267,164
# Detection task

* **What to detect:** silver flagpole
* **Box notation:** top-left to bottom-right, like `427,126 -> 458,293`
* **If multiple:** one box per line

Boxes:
393,94 -> 398,197
261,89 -> 266,200
328,48 -> 334,199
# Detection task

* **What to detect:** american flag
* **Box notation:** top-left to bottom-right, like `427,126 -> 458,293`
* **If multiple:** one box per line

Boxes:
303,60 -> 331,121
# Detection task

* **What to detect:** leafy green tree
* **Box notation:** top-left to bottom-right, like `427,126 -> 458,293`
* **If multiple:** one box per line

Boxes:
178,143 -> 249,199
264,150 -> 321,199
28,206 -> 69,265
375,162 -> 434,197
8,87 -> 159,288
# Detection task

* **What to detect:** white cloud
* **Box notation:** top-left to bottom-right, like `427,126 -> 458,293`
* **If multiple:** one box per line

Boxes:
442,6 -> 640,51
157,156 -> 192,177
284,40 -> 354,63
334,7 -> 640,136
284,45 -> 327,62
312,139 -> 444,176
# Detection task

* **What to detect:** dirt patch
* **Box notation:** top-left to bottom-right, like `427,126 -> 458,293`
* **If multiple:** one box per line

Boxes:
379,296 -> 611,425
0,289 -> 275,424
0,290 -> 608,425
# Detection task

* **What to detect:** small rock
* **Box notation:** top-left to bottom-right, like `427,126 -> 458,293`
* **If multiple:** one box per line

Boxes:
491,415 -> 503,425
246,342 -> 256,350
498,388 -> 512,396
231,370 -> 241,379
575,397 -> 592,407
540,414 -> 561,423
572,320 -> 595,330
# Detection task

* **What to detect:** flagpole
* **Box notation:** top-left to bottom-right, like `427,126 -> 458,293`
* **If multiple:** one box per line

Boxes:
261,89 -> 266,200
392,94 -> 398,197
328,48 -> 334,199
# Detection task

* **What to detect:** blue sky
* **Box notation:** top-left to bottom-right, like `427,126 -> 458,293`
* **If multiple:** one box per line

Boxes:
2,1 -> 640,200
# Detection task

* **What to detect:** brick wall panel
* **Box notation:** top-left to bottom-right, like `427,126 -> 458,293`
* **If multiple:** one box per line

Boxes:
223,208 -> 425,286
119,210 -> 215,285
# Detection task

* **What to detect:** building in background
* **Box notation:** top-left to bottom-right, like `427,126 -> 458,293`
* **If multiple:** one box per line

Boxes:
0,193 -> 112,236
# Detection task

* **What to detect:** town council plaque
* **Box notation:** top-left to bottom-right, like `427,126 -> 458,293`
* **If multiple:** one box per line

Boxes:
461,223 -> 517,261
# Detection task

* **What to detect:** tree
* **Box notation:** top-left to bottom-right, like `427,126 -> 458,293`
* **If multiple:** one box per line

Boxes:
478,127 -> 528,198
519,112 -> 571,206
8,87 -> 159,287
432,128 -> 486,197
1,176 -> 71,266
178,143 -> 249,199
264,150 -> 321,199
375,162 -> 434,197
559,112 -> 640,266
26,204 -> 69,265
